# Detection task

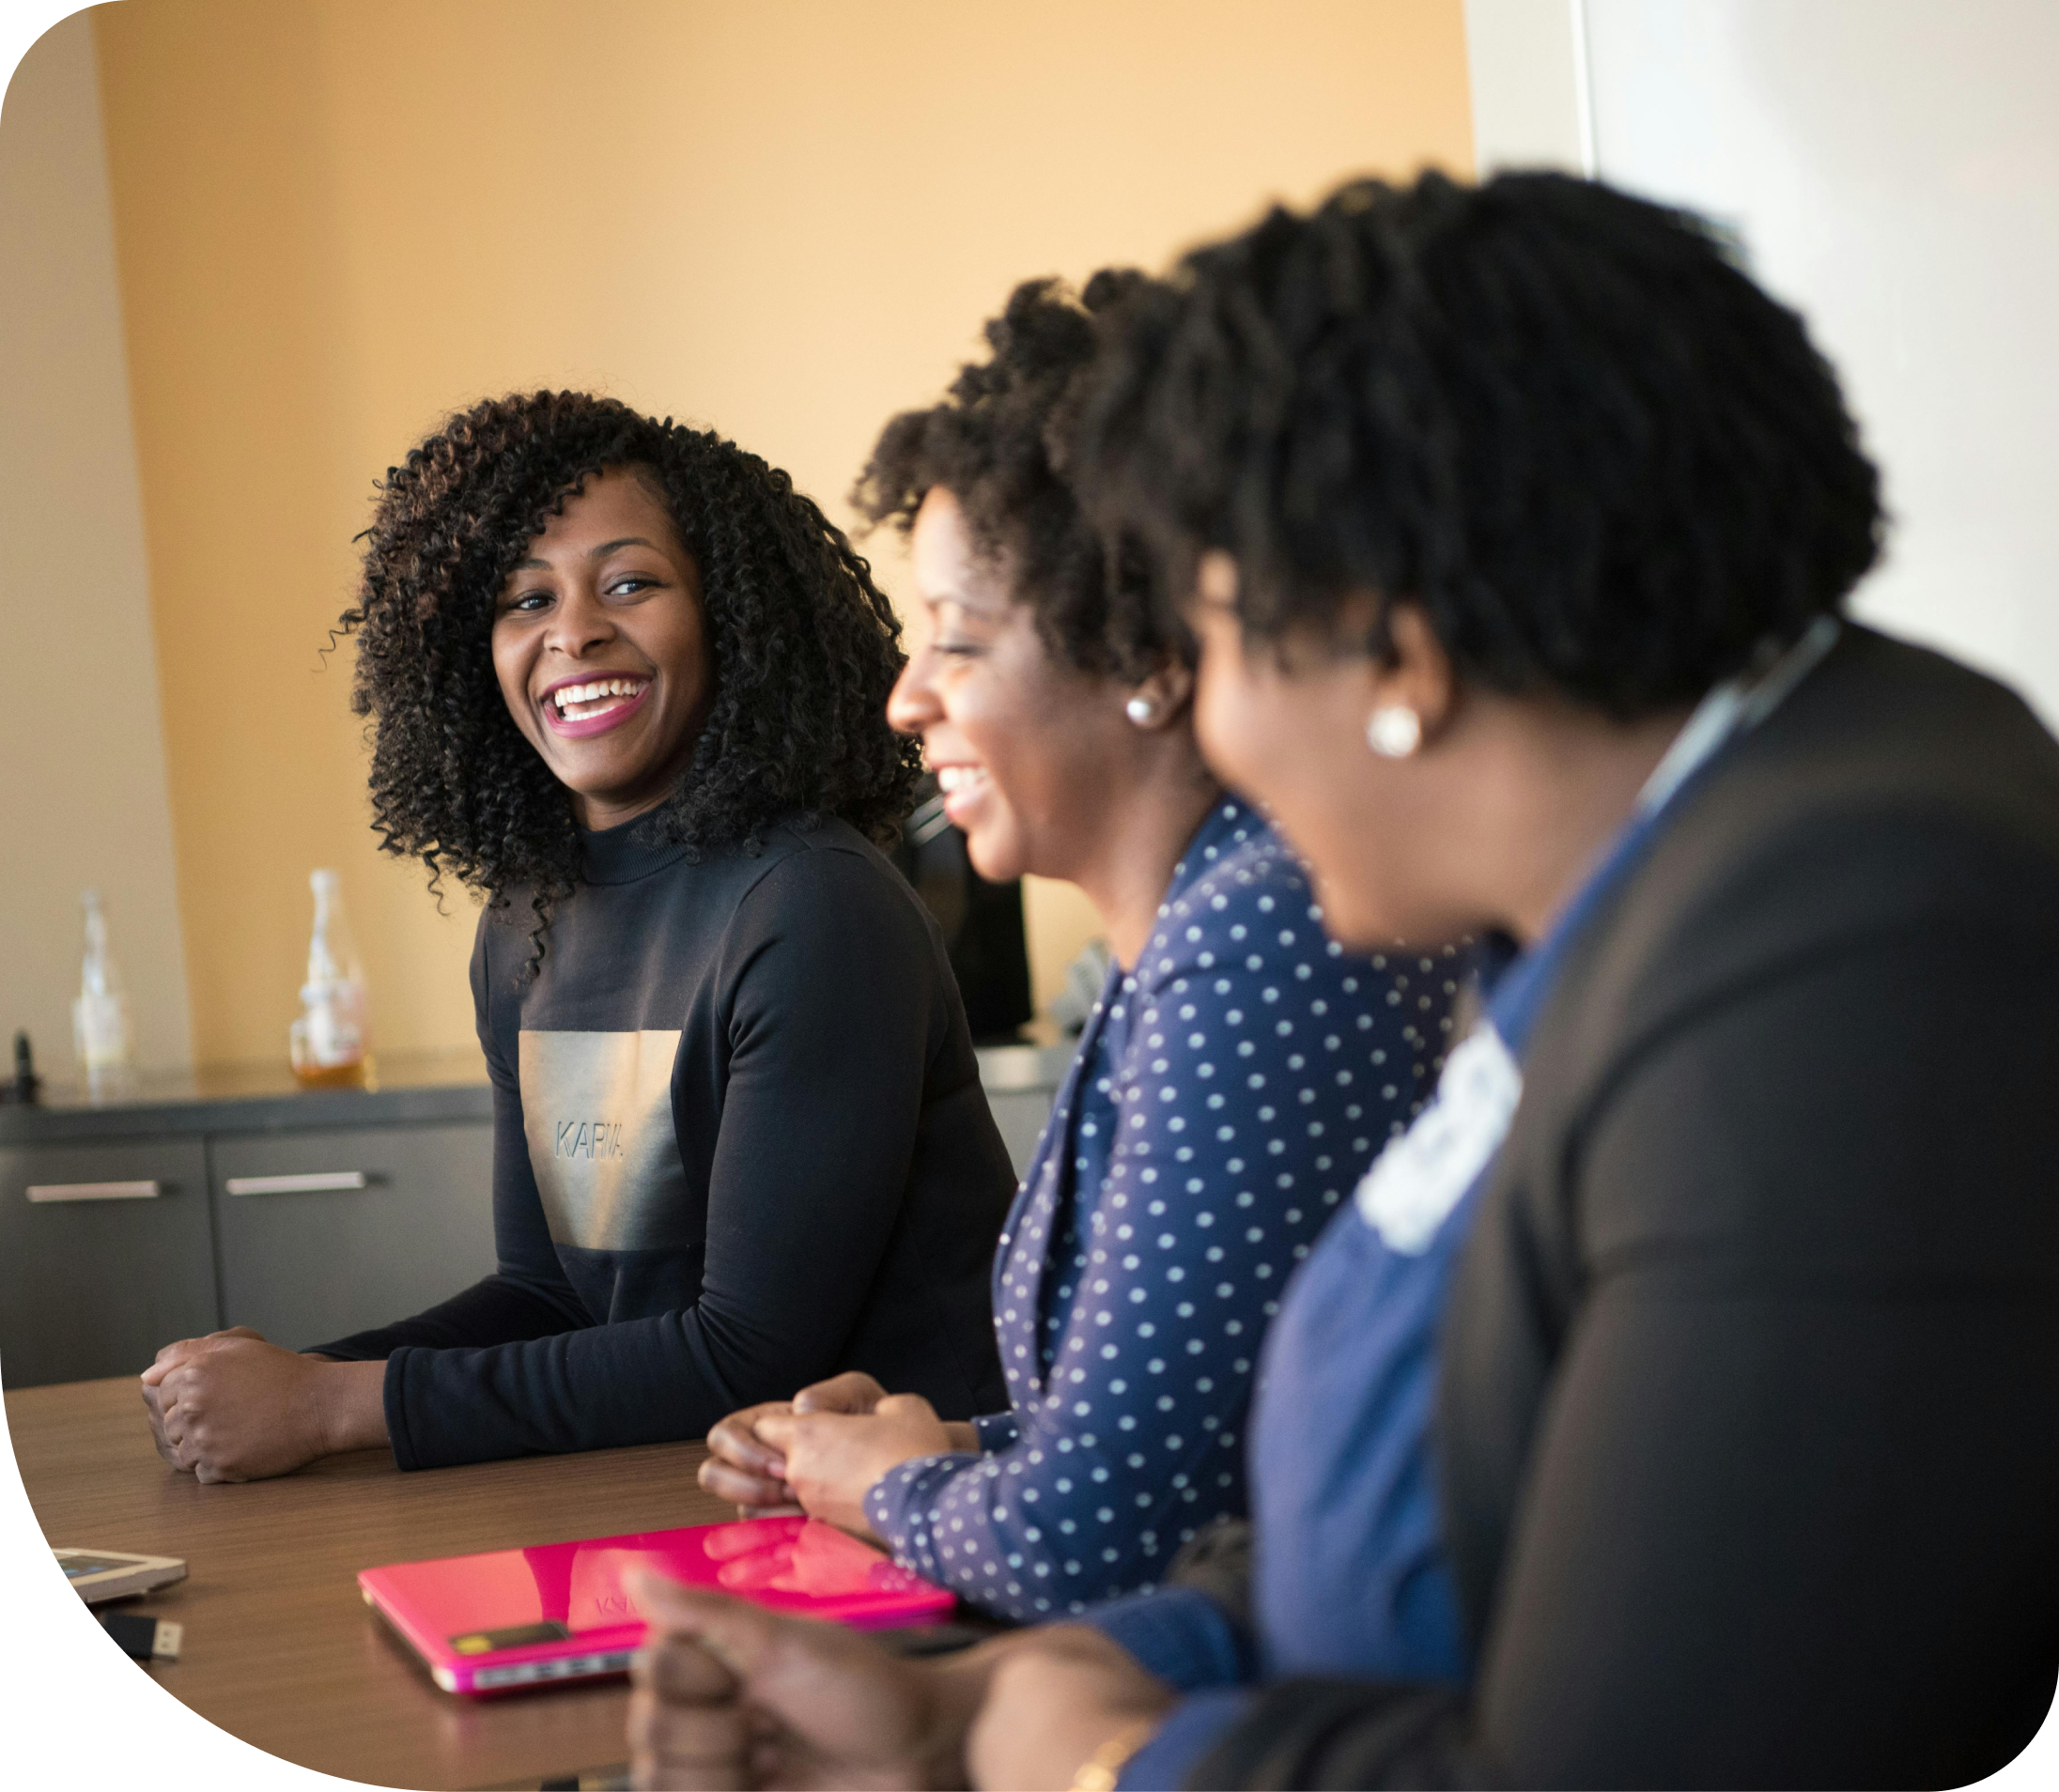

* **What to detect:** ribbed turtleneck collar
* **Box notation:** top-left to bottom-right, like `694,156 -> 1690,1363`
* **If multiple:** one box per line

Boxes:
577,811 -> 691,887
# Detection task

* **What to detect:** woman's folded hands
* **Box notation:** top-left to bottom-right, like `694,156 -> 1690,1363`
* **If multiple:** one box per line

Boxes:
701,1371 -> 979,1537
625,1566 -> 1173,1791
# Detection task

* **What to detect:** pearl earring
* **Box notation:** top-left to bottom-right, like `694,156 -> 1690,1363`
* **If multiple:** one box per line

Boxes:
1366,704 -> 1422,758
1124,697 -> 1157,726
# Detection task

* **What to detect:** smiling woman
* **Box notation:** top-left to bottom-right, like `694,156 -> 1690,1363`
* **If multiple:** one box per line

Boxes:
490,468 -> 716,828
136,391 -> 1016,1482
691,280 -> 1450,1626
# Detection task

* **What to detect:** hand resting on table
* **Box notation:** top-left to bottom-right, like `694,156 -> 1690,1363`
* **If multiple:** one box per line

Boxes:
700,1371 -> 979,1537
625,1564 -> 1172,1791
140,1327 -> 388,1482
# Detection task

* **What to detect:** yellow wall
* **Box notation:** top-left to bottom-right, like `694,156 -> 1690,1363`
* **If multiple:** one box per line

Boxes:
90,0 -> 1473,1065
0,11 -> 194,1076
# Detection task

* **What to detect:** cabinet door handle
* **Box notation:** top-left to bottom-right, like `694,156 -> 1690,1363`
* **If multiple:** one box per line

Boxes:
26,1181 -> 163,1203
224,1171 -> 370,1197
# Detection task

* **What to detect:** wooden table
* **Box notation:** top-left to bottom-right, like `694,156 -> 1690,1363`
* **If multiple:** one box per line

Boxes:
8,1376 -> 734,1789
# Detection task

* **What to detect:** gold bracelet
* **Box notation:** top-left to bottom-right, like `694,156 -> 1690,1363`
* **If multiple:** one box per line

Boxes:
1069,1714 -> 1165,1792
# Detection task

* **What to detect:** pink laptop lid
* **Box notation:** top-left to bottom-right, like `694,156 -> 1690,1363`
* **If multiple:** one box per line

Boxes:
358,1515 -> 955,1694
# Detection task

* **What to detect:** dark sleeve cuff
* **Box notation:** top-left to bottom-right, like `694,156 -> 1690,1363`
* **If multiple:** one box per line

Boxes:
1085,1585 -> 1257,1692
378,1315 -> 740,1472
1117,1691 -> 1255,1790
381,1352 -> 423,1472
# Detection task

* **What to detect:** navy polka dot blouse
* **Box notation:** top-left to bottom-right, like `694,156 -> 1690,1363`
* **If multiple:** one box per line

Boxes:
864,799 -> 1458,1620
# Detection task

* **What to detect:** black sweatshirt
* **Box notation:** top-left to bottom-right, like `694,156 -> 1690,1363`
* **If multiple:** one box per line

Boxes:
314,815 -> 1014,1470
1183,630 -> 2059,1788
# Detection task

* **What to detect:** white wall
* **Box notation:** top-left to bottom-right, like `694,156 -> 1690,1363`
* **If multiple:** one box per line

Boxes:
1471,0 -> 2059,727
1463,0 -> 1593,176
0,9 -> 194,1075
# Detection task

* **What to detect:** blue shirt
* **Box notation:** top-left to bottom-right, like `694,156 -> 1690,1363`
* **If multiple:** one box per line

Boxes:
864,799 -> 1456,1620
1097,879 -> 1652,1783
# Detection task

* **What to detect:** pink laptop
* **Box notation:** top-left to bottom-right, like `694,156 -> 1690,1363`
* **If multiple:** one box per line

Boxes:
358,1515 -> 956,1693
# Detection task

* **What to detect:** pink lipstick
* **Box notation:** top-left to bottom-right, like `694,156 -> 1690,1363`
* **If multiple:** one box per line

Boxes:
540,673 -> 653,739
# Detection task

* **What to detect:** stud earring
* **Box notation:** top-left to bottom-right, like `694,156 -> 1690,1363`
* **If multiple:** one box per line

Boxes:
1124,697 -> 1158,726
1366,704 -> 1422,758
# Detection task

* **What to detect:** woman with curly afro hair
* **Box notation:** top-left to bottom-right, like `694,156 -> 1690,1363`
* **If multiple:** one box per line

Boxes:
692,275 -> 1447,1622
140,392 -> 1014,1482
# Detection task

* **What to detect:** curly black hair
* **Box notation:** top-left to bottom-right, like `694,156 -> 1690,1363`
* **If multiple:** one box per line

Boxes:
341,390 -> 919,965
852,270 -> 1185,681
1070,170 -> 1885,717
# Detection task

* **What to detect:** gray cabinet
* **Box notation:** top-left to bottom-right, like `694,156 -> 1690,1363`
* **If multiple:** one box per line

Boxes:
977,1041 -> 1073,1181
212,1123 -> 496,1351
0,1136 -> 219,1386
1,1065 -> 499,1391
986,1088 -> 1059,1179
1,1042 -> 1063,1390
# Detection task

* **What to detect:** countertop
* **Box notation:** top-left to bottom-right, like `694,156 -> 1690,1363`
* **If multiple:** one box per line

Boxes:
0,1034 -> 1076,1148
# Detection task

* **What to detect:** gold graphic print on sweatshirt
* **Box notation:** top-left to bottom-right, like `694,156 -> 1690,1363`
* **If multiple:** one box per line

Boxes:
519,1030 -> 689,1250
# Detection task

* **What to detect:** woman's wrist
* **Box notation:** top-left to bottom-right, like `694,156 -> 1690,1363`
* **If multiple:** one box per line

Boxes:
964,1626 -> 1178,1790
908,1644 -> 1014,1789
908,1633 -> 1059,1787
1069,1714 -> 1163,1792
317,1357 -> 392,1455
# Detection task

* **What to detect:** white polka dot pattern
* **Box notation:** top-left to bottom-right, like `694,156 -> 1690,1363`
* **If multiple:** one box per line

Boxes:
862,800 -> 1459,1621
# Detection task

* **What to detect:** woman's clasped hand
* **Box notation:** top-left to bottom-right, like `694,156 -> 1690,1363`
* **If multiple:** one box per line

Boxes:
701,1373 -> 972,1537
625,1566 -> 1172,1792
139,1329 -> 387,1482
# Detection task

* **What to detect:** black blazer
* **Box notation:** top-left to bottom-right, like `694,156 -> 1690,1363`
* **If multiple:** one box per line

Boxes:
1195,628 -> 2059,1788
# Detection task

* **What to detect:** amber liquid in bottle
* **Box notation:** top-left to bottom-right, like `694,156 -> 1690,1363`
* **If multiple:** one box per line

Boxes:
288,871 -> 373,1091
290,1057 -> 375,1091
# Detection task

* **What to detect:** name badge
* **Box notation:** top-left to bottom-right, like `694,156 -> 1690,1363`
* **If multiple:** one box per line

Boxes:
1355,1025 -> 1522,1255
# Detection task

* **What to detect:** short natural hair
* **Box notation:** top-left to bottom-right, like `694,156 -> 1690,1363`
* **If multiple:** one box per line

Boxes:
1071,170 -> 1884,715
853,270 -> 1185,680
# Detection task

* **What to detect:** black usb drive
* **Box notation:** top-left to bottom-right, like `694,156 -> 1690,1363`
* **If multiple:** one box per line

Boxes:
101,1613 -> 183,1662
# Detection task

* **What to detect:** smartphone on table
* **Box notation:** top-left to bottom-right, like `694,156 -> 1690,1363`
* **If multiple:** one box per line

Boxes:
54,1547 -> 187,1605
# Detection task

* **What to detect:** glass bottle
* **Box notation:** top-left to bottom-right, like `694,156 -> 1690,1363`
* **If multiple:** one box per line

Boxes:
72,888 -> 138,1104
288,869 -> 373,1089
